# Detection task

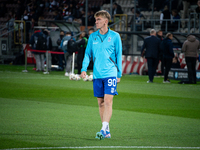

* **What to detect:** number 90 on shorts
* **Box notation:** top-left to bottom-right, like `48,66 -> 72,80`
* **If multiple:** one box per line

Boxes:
93,77 -> 118,97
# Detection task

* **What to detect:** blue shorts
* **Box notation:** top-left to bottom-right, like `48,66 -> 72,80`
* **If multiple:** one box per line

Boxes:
93,77 -> 118,97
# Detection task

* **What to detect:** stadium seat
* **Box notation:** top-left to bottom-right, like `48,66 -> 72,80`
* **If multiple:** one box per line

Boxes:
196,60 -> 200,70
130,56 -> 139,74
137,57 -> 147,75
179,53 -> 186,68
123,55 -> 132,74
122,55 -> 126,74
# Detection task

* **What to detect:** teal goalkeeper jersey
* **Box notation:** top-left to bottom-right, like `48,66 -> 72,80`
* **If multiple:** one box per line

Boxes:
81,28 -> 122,79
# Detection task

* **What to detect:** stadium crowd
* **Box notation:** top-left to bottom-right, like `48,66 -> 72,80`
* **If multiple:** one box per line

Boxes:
0,0 -> 200,83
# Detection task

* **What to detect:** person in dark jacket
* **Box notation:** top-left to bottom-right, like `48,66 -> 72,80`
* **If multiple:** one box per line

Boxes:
141,29 -> 161,83
112,2 -> 123,18
170,9 -> 181,32
56,30 -> 65,71
157,30 -> 164,75
60,32 -> 77,76
29,28 -> 44,72
181,35 -> 200,84
160,5 -> 171,32
160,33 -> 174,83
76,31 -> 88,74
43,29 -> 52,71
171,56 -> 181,68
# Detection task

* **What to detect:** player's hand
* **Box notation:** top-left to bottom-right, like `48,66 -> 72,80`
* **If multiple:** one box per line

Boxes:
117,78 -> 120,83
81,71 -> 86,79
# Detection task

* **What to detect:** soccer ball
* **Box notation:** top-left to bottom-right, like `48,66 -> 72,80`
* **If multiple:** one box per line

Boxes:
75,74 -> 81,80
83,75 -> 89,81
69,73 -> 76,80
88,75 -> 93,81
69,74 -> 80,81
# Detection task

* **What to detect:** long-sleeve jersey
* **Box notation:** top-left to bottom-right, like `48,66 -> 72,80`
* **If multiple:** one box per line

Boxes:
81,28 -> 122,79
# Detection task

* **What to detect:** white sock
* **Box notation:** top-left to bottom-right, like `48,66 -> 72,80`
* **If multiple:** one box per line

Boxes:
101,122 -> 109,132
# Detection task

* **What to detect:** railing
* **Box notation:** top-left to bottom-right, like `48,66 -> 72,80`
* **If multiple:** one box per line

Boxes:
14,20 -> 26,44
110,12 -> 200,34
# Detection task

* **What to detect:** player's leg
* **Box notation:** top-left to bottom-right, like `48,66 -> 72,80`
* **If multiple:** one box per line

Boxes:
101,77 -> 117,138
96,97 -> 106,140
101,94 -> 113,138
97,97 -> 104,122
103,94 -> 113,123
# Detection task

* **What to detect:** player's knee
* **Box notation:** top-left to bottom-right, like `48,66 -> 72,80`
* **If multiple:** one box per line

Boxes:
98,99 -> 104,107
104,99 -> 113,107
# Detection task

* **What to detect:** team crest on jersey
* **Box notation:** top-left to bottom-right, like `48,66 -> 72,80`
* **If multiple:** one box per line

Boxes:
108,37 -> 111,42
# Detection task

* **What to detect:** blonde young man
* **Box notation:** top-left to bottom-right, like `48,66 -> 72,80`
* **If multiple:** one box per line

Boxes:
81,10 -> 122,140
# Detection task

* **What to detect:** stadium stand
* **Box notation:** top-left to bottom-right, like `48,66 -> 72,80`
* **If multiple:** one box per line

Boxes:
0,0 -> 200,76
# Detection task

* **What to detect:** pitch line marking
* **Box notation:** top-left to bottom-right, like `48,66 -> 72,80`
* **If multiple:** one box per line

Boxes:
2,146 -> 200,150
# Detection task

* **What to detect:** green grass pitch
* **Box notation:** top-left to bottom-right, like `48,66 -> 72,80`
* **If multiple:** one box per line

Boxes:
0,64 -> 200,150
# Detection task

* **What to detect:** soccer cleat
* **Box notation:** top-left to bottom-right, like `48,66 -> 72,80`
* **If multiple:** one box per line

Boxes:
105,131 -> 111,138
65,72 -> 69,76
95,130 -> 105,140
163,80 -> 171,83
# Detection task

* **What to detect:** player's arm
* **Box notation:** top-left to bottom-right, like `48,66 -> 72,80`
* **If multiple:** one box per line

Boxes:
141,39 -> 146,57
115,34 -> 122,82
81,36 -> 92,79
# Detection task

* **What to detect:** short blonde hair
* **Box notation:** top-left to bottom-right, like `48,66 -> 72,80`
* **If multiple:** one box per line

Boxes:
150,29 -> 156,35
94,10 -> 111,21
166,33 -> 173,38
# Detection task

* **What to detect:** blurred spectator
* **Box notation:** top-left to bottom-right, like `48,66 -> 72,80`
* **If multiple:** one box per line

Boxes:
128,7 -> 135,30
63,3 -> 74,21
68,3 -> 76,21
31,18 -> 36,31
37,0 -> 45,17
182,0 -> 190,19
29,28 -> 44,72
38,16 -> 45,26
160,33 -> 174,83
23,9 -> 31,43
181,35 -> 200,84
30,9 -> 38,23
43,29 -> 53,71
77,0 -> 85,11
157,30 -> 164,75
81,9 -> 86,25
56,30 -> 65,71
54,10 -> 62,20
44,0 -> 50,12
160,5 -> 171,31
196,0 -> 200,18
67,0 -> 76,7
76,31 -> 88,74
0,3 -> 7,17
153,0 -> 164,11
88,10 -> 95,26
138,0 -> 151,11
170,9 -> 181,32
141,29 -> 161,83
135,11 -> 145,31
6,15 -> 15,31
49,0 -> 57,12
112,2 -> 123,18
60,32 -> 74,76
16,0 -> 25,20
181,0 -> 190,28
88,28 -> 95,36
171,56 -> 181,68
